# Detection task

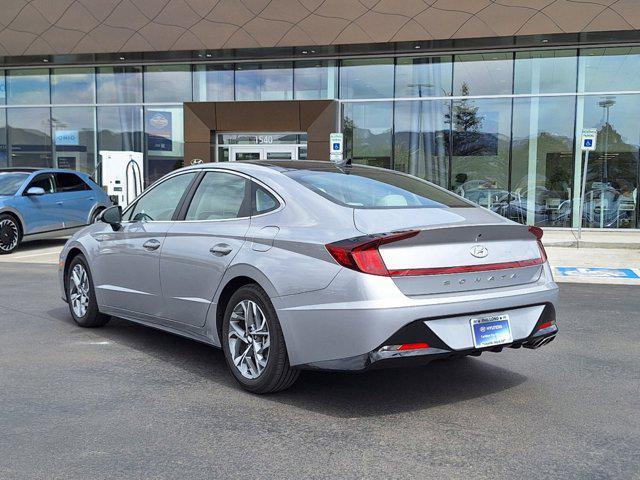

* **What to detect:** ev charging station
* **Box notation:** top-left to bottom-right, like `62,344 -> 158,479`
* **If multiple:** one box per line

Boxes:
98,151 -> 144,208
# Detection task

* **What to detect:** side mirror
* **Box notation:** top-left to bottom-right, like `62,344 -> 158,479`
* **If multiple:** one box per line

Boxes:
101,205 -> 122,230
26,186 -> 45,196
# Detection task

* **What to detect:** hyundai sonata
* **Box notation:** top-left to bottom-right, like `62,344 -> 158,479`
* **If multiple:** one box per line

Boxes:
59,161 -> 558,393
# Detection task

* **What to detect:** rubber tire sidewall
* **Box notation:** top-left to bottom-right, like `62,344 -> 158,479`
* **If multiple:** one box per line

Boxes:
65,254 -> 109,328
222,285 -> 298,393
0,213 -> 22,255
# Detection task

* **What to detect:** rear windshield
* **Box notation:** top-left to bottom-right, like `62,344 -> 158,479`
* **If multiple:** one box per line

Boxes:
284,166 -> 471,209
0,172 -> 29,195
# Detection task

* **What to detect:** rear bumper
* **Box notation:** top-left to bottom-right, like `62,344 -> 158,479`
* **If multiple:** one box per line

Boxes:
273,263 -> 559,368
303,305 -> 558,371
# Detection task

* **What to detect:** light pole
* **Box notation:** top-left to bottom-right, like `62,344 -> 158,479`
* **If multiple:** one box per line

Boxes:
408,83 -> 433,178
597,97 -> 615,228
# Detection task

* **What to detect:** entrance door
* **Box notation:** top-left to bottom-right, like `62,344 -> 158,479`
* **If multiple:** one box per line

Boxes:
230,146 -> 297,161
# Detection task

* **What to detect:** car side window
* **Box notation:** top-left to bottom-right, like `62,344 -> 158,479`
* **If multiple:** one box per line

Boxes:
185,172 -> 249,221
55,173 -> 91,192
27,174 -> 56,194
126,172 -> 197,222
252,183 -> 279,215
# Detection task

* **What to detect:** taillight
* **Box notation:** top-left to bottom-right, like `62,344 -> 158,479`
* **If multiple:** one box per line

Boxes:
528,226 -> 547,262
325,230 -> 419,276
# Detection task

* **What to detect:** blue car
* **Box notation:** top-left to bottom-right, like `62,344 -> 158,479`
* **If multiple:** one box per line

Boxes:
0,168 -> 111,254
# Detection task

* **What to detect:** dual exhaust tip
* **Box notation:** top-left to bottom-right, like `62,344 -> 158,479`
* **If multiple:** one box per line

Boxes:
522,334 -> 556,350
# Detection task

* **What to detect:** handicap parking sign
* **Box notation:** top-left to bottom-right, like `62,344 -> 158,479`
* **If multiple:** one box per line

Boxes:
581,128 -> 597,151
329,133 -> 343,161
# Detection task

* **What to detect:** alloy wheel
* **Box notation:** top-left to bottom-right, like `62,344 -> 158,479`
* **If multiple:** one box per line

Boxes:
0,219 -> 19,253
228,299 -> 271,379
69,264 -> 90,318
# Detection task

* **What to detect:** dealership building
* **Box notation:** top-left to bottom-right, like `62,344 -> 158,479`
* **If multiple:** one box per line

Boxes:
1,1 -> 640,229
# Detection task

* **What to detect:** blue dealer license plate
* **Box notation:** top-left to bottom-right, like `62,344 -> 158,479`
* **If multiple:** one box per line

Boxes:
470,314 -> 512,348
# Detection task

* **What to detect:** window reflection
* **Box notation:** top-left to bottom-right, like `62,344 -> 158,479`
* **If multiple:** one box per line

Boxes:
6,69 -> 50,105
453,53 -> 512,96
235,62 -> 293,101
450,98 -> 511,207
514,50 -> 577,94
393,100 -> 450,187
0,110 -> 7,167
97,106 -> 142,153
144,65 -> 192,103
395,56 -> 452,98
579,95 -> 639,228
97,66 -> 142,103
193,64 -> 234,101
0,71 -> 5,105
508,96 -> 575,226
51,107 -> 95,174
340,59 -> 394,99
294,60 -> 337,99
51,68 -> 95,104
7,107 -> 52,168
343,102 -> 393,168
580,47 -> 640,93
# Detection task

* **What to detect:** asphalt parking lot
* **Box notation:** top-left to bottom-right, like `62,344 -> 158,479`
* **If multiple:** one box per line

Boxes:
1,245 -> 639,479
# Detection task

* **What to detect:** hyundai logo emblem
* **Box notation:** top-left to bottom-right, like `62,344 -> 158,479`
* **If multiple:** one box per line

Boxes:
470,245 -> 488,258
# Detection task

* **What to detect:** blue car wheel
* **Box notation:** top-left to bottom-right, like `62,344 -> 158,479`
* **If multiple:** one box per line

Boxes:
0,213 -> 21,254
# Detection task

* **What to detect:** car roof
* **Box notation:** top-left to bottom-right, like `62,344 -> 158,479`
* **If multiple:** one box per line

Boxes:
0,167 -> 87,175
180,159 -> 387,176
243,160 -> 345,172
0,167 -> 40,174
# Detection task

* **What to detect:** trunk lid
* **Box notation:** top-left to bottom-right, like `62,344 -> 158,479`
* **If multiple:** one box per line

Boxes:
354,207 -> 545,296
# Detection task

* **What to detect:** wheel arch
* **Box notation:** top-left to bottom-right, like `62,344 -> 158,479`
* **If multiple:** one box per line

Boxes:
211,265 -> 279,346
87,203 -> 108,224
0,208 -> 24,239
62,245 -> 90,297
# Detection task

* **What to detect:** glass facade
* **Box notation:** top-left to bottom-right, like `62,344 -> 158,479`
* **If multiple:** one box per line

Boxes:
51,68 -> 95,104
97,66 -> 142,103
0,46 -> 639,228
235,62 -> 293,101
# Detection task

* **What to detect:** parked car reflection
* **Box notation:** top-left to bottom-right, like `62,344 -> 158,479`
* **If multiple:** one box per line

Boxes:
455,178 -> 637,228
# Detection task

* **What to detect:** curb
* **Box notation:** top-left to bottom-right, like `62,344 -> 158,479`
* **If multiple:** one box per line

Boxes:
545,242 -> 640,250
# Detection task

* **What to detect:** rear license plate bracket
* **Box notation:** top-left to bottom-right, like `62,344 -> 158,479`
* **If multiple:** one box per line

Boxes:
470,313 -> 513,349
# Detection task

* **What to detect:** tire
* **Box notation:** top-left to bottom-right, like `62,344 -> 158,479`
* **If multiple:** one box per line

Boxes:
222,284 -> 299,394
0,213 -> 21,254
65,254 -> 110,328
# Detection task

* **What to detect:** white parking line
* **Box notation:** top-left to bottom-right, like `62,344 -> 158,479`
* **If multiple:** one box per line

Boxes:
5,251 -> 61,260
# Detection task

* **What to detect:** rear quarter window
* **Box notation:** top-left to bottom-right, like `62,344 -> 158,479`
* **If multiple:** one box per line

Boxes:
285,168 -> 471,209
55,173 -> 91,192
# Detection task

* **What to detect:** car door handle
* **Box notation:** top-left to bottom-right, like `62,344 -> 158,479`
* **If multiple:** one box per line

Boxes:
143,239 -> 161,251
56,201 -> 64,205
210,244 -> 233,256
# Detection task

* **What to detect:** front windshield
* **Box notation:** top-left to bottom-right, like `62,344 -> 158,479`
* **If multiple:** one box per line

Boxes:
0,173 -> 29,195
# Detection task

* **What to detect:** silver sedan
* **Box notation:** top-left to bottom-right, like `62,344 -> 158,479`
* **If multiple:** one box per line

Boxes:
59,161 -> 558,393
